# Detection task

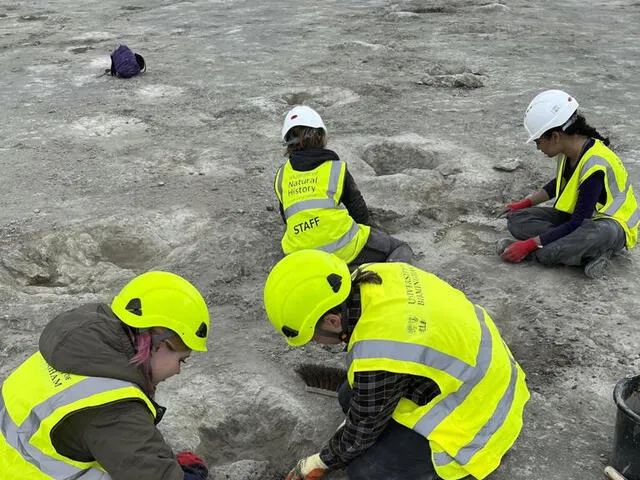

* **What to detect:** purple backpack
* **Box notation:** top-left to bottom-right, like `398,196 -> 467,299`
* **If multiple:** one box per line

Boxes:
109,44 -> 146,78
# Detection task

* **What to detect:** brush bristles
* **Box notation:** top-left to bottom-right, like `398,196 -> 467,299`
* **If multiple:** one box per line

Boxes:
295,363 -> 347,392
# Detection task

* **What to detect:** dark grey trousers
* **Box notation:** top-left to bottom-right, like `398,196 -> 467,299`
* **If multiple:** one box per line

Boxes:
350,228 -> 414,266
507,207 -> 626,266
337,383 -> 438,480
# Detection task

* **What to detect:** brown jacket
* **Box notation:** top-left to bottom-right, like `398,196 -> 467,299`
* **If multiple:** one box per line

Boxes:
38,303 -> 185,480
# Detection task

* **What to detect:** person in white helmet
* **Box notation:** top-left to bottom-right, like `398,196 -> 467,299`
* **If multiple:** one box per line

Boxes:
497,89 -> 639,278
274,105 -> 414,266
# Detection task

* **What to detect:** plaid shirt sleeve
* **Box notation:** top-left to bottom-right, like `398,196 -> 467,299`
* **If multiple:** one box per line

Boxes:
318,370 -> 412,469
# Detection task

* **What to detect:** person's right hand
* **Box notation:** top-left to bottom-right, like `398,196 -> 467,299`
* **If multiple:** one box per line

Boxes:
177,451 -> 209,479
497,198 -> 533,218
286,453 -> 327,480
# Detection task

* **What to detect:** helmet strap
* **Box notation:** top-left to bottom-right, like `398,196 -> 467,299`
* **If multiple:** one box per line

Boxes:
314,327 -> 344,341
151,331 -> 178,345
339,301 -> 351,343
561,112 -> 578,131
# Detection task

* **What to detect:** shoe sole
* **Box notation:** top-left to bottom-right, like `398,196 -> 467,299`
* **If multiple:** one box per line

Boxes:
584,251 -> 613,279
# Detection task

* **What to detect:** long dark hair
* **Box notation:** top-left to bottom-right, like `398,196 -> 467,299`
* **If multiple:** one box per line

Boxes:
543,114 -> 611,146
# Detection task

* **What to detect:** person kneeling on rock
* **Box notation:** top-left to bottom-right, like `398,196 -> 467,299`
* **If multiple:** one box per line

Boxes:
263,249 -> 530,480
0,271 -> 210,480
497,89 -> 639,279
274,105 -> 414,266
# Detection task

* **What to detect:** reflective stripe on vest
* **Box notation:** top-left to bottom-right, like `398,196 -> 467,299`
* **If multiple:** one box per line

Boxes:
315,221 -> 360,254
554,141 -> 639,248
1,376 -> 142,479
627,208 -> 640,230
276,160 -> 367,258
433,356 -> 518,468
279,161 -> 343,219
580,155 -> 638,223
346,305 -> 517,470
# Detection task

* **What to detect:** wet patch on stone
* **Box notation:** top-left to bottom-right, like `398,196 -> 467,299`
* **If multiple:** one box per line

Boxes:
404,6 -> 455,14
68,46 -> 92,54
18,14 -> 49,22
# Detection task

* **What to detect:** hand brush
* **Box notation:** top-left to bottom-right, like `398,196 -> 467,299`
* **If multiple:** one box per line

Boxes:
294,363 -> 347,397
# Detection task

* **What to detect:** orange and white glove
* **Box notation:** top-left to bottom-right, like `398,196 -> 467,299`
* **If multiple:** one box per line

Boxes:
285,453 -> 327,480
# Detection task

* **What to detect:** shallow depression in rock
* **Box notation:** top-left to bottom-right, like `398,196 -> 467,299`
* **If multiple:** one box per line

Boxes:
362,141 -> 441,175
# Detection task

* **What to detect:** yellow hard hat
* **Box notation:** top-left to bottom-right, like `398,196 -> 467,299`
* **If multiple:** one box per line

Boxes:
263,250 -> 351,347
111,271 -> 210,351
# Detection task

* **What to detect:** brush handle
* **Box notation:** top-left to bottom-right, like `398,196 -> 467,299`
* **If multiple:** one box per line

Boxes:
305,385 -> 339,397
605,466 -> 628,480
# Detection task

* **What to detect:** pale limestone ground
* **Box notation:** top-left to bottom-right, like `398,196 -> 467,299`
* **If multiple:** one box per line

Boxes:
1,1 -> 639,478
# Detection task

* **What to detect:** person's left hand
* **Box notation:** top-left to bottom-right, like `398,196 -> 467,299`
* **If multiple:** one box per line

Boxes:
501,238 -> 538,263
286,453 -> 327,480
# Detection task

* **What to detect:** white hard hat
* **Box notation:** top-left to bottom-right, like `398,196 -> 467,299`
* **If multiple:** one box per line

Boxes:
523,89 -> 579,143
281,106 -> 326,141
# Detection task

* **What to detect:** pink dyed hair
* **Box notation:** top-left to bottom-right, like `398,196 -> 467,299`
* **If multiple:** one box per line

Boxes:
130,330 -> 153,366
128,327 -> 190,397
130,330 -> 155,396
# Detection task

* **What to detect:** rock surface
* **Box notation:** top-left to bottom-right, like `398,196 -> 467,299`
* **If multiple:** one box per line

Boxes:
1,1 -> 639,479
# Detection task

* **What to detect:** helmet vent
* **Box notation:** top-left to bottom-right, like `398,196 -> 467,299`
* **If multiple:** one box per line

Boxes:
326,273 -> 342,293
282,326 -> 299,338
125,298 -> 143,316
195,322 -> 208,338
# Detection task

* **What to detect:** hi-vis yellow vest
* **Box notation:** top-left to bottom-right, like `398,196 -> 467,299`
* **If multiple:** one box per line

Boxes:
0,352 -> 156,479
554,140 -> 639,248
275,159 -> 370,263
346,263 -> 530,480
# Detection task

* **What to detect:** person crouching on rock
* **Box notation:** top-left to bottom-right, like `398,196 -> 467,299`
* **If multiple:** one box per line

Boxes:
263,249 -> 530,480
0,271 -> 210,480
497,89 -> 639,278
274,105 -> 414,266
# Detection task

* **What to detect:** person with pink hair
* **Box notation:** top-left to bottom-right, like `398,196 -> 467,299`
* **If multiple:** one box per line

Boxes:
0,271 -> 210,480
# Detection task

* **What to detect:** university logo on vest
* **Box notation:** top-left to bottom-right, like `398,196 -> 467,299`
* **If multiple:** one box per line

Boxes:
46,363 -> 72,388
401,265 -> 425,306
406,315 -> 427,335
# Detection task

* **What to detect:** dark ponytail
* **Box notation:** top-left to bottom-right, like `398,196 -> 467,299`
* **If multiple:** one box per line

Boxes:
352,267 -> 383,286
563,114 -> 611,146
322,268 -> 382,317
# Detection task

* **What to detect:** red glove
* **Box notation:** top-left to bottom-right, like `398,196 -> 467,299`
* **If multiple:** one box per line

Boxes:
505,198 -> 533,212
177,451 -> 208,479
501,238 -> 538,263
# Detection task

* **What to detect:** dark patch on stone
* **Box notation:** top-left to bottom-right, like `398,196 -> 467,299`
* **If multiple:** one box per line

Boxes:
362,142 -> 441,175
69,46 -> 90,54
